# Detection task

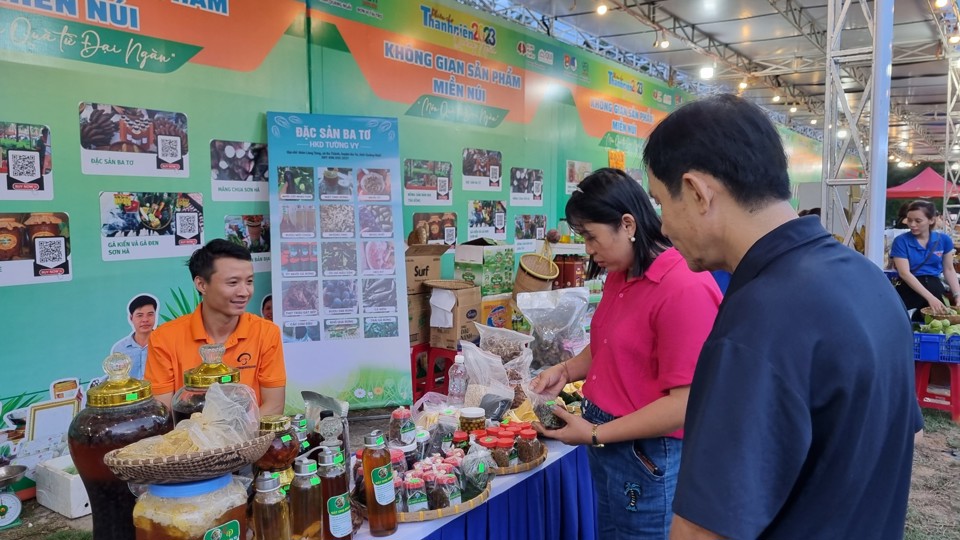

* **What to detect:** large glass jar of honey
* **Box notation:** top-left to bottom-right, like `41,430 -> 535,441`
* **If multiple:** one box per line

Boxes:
133,474 -> 247,540
171,344 -> 239,424
68,354 -> 173,540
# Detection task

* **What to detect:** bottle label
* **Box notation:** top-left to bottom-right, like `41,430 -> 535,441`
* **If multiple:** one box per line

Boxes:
441,432 -> 453,453
449,488 -> 462,506
327,493 -> 352,538
371,463 -> 396,505
407,489 -> 429,512
400,421 -> 416,444
204,520 -> 241,540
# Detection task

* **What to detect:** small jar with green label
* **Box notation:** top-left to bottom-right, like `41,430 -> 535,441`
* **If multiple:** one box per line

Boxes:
171,344 -> 240,424
289,459 -> 323,539
133,474 -> 248,540
256,415 -> 300,476
388,406 -> 416,445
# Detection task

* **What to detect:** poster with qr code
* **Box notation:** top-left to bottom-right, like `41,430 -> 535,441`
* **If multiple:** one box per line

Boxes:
514,214 -> 547,253
412,212 -> 457,251
402,159 -> 452,206
509,167 -> 544,207
79,103 -> 189,178
466,200 -> 507,240
0,121 -> 53,200
211,140 -> 269,201
225,215 -> 270,272
98,192 -> 204,261
461,148 -> 502,191
0,212 -> 71,287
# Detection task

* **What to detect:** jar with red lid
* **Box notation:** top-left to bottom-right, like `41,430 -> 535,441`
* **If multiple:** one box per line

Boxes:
388,406 -> 416,445
390,448 -> 407,476
469,429 -> 487,441
452,430 -> 468,451
485,426 -> 503,438
517,429 -> 542,463
478,436 -> 498,450
491,438 -> 513,468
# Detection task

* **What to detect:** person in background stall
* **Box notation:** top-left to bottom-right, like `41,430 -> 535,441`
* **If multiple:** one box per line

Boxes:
146,239 -> 286,415
109,294 -> 158,380
261,294 -> 273,322
642,94 -> 919,540
891,200 -> 960,321
531,168 -> 722,540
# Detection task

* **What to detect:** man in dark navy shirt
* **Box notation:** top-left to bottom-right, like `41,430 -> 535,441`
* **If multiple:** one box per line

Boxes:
643,94 -> 921,540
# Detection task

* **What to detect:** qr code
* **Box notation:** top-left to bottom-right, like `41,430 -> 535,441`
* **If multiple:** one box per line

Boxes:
495,212 -> 505,230
444,226 -> 456,245
489,165 -> 500,181
157,135 -> 182,161
176,212 -> 199,238
36,237 -> 65,267
8,150 -> 39,180
437,177 -> 449,195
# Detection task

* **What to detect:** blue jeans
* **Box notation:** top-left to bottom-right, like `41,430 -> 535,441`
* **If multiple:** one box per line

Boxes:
582,398 -> 682,540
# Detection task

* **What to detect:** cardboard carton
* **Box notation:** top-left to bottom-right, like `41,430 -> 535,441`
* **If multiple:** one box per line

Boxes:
429,285 -> 481,349
407,293 -> 430,346
405,244 -> 449,295
454,238 -> 515,296
480,293 -> 513,328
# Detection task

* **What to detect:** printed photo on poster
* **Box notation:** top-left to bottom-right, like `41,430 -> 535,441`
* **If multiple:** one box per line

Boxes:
210,140 -> 268,201
359,205 -> 394,238
225,215 -> 270,271
108,293 -> 159,380
283,320 -> 321,343
321,242 -> 358,277
79,103 -> 189,177
364,317 -> 399,339
282,280 -> 320,317
319,167 -> 354,200
462,148 -> 502,191
515,214 -> 547,253
99,192 -> 203,261
320,204 -> 356,238
0,121 -> 53,200
412,212 -> 457,249
278,166 -> 315,200
361,278 -> 398,313
279,205 -> 316,238
0,212 -> 71,287
323,279 -> 359,315
361,241 -> 396,275
280,242 -> 318,278
509,167 -> 544,206
565,160 -> 592,194
403,159 -> 452,206
467,200 -> 507,240
324,318 -> 361,340
357,168 -> 391,201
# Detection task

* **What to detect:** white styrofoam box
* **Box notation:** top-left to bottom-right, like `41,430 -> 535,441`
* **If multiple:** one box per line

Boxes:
35,454 -> 91,519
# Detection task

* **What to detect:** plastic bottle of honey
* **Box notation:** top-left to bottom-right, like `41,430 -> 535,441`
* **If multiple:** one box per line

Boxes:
290,459 -> 323,540
317,448 -> 352,539
362,430 -> 398,536
252,472 -> 291,540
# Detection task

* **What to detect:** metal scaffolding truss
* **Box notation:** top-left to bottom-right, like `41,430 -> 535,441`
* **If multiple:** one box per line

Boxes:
821,0 -> 893,263
936,0 -> 960,228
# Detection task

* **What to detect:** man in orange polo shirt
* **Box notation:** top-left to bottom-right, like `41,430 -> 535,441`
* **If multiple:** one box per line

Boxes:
146,239 -> 286,415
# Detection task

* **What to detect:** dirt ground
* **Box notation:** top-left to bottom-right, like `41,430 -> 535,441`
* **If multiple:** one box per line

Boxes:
1,410 -> 958,539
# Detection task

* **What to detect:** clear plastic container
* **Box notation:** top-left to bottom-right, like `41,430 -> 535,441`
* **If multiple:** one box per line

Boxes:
388,406 -> 416,445
289,459 -> 323,539
253,472 -> 291,540
517,429 -> 542,463
133,474 -> 247,540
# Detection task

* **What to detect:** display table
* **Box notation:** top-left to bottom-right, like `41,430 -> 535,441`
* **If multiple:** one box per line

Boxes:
354,439 -> 597,540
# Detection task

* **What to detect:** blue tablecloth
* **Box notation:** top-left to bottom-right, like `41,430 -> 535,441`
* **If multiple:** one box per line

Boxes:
355,440 -> 597,540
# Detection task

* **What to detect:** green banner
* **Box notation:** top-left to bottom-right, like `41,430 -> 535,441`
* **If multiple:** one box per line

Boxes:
599,131 -> 643,155
0,7 -> 201,73
406,94 -> 508,128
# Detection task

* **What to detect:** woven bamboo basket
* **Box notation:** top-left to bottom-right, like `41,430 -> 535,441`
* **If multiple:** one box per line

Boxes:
920,308 -> 960,325
514,242 -> 559,299
493,444 -> 547,475
356,483 -> 493,524
104,432 -> 275,484
424,279 -> 477,290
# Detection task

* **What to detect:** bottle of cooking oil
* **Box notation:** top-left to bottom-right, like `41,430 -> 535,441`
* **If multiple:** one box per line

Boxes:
253,471 -> 291,540
362,430 -> 397,537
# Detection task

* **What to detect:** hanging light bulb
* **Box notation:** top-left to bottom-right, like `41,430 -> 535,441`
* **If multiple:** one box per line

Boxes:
738,80 -> 748,90
950,34 -> 960,44
810,119 -> 817,125
935,0 -> 948,8
772,95 -> 781,103
700,66 -> 714,79
597,3 -> 608,15
789,106 -> 797,113
952,163 -> 959,171
659,34 -> 670,49
837,129 -> 849,139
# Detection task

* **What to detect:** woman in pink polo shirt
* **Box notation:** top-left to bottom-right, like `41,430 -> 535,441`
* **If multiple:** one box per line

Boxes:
532,168 -> 721,540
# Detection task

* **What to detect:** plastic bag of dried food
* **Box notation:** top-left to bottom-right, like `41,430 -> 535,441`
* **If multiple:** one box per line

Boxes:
475,323 -> 535,363
504,349 -> 534,410
461,440 -> 498,501
516,288 -> 590,370
461,341 -> 513,412
412,392 -> 450,429
522,380 -> 567,430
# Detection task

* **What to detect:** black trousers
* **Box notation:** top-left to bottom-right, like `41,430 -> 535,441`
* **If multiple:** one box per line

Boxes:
896,275 -> 946,322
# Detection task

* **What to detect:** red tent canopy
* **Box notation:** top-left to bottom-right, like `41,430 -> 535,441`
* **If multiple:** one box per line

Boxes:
886,167 -> 948,199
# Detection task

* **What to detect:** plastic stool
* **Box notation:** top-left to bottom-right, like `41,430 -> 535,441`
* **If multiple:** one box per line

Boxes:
914,361 -> 960,423
410,344 -> 430,402
427,347 -> 456,395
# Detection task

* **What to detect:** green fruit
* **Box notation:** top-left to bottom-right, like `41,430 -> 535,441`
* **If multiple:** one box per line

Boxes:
930,320 -> 943,330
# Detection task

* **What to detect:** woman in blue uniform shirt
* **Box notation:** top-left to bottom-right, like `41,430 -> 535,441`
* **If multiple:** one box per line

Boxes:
891,200 -> 960,321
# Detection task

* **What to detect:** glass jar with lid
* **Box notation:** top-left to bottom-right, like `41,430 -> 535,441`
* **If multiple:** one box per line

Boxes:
255,415 -> 300,484
171,344 -> 239,424
68,354 -> 173,540
133,474 -> 247,540
0,217 -> 25,261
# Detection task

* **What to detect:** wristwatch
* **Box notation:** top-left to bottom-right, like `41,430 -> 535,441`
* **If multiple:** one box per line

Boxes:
591,424 -> 604,448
